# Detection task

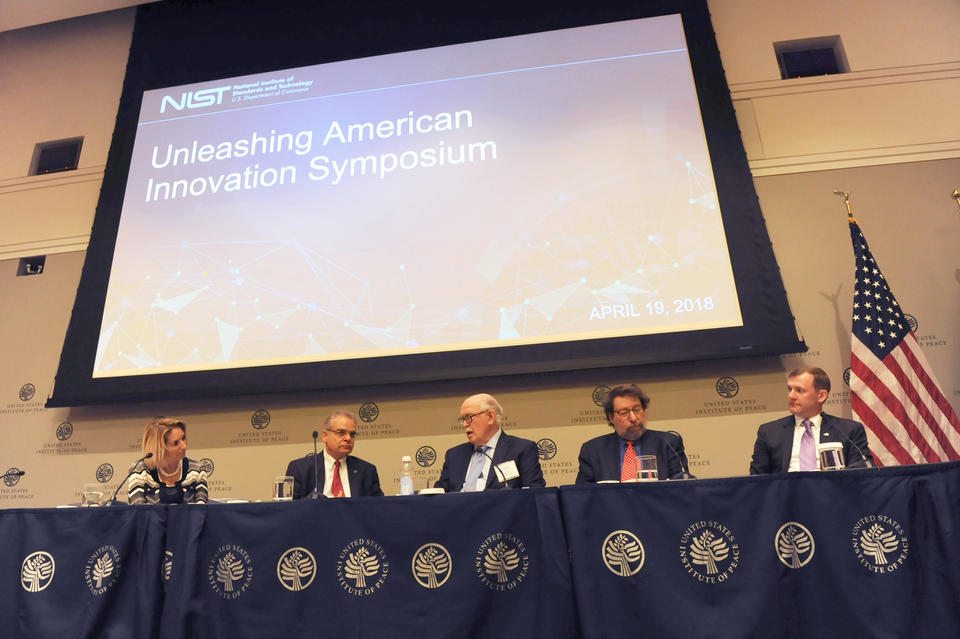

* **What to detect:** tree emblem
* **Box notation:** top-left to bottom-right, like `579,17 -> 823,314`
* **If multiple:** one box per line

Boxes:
415,446 -> 437,468
859,523 -> 899,565
19,383 -> 36,401
162,550 -> 174,584
537,439 -> 557,461
602,531 -> 645,577
277,547 -> 316,592
216,552 -> 246,592
715,376 -> 739,398
358,402 -> 379,423
483,541 -> 520,583
690,530 -> 729,575
592,386 -> 611,407
56,422 -> 74,441
412,543 -> 452,589
776,523 -> 814,569
251,409 -> 271,430
21,551 -> 55,592
345,547 -> 381,588
91,553 -> 114,589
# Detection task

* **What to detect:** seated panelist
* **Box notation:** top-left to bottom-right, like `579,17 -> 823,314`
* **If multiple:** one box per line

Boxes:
750,366 -> 874,473
128,417 -> 208,504
285,410 -> 384,498
434,393 -> 546,492
576,383 -> 690,483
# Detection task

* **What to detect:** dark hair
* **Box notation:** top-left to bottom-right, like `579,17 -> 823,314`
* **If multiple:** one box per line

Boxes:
788,366 -> 831,393
602,384 -> 650,423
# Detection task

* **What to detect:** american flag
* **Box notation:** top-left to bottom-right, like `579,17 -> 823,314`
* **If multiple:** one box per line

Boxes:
848,218 -> 960,465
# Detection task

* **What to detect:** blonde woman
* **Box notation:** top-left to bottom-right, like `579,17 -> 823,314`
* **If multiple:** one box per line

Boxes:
128,417 -> 208,504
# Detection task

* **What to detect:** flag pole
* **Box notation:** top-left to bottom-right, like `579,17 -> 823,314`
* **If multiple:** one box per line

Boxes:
832,189 -> 853,220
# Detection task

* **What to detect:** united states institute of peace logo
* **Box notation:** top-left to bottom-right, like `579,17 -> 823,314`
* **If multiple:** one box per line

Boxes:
56,421 -> 74,441
96,463 -> 114,483
251,409 -> 271,430
336,538 -> 388,596
415,446 -> 437,468
602,530 -> 645,577
475,532 -> 529,591
592,386 -> 611,407
537,438 -> 558,461
715,376 -> 739,398
851,514 -> 909,574
358,402 -> 379,423
85,545 -> 121,596
21,551 -> 55,592
208,544 -> 253,599
904,313 -> 918,333
775,522 -> 815,569
412,543 -> 452,589
162,550 -> 174,587
277,547 -> 316,592
19,383 -> 36,401
4,467 -> 23,487
680,520 -> 740,584
199,458 -> 215,475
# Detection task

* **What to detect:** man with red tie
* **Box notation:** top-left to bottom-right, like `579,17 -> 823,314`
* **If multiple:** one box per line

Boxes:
749,366 -> 874,474
576,383 -> 689,483
286,410 -> 383,498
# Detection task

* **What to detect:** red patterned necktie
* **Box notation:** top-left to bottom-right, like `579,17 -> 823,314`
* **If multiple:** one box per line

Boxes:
331,460 -> 345,497
621,441 -> 638,481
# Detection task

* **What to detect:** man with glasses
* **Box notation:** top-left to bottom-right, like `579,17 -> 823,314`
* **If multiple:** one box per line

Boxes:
285,410 -> 384,498
434,393 -> 546,492
576,383 -> 690,482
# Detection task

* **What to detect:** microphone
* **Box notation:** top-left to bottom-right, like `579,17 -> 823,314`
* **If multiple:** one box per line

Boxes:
665,431 -> 696,479
2,469 -> 25,479
829,426 -> 875,469
477,447 -> 509,490
307,430 -> 324,499
105,453 -> 153,506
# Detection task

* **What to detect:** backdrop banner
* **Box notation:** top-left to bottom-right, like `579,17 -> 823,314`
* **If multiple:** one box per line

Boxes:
558,462 -> 960,638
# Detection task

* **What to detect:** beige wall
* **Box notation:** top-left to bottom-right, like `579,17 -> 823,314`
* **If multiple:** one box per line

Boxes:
1,3 -> 958,507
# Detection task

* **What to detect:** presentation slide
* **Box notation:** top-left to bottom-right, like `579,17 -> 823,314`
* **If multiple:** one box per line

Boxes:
93,14 -> 742,378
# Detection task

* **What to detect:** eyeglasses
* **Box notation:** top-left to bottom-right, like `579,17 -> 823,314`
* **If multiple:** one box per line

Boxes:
613,406 -> 645,418
325,428 -> 358,439
457,409 -> 491,426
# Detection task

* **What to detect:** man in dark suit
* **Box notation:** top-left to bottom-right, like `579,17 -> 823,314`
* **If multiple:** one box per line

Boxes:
576,383 -> 690,483
285,410 -> 383,498
434,393 -> 546,492
750,366 -> 874,474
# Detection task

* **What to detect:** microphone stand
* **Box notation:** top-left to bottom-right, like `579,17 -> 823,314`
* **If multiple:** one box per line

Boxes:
831,427 -> 875,469
307,430 -> 325,499
105,453 -> 153,506
665,431 -> 697,479
478,447 -> 509,489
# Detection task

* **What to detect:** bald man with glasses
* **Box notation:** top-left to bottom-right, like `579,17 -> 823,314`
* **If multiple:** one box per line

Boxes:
285,410 -> 383,499
434,393 -> 546,492
576,383 -> 691,482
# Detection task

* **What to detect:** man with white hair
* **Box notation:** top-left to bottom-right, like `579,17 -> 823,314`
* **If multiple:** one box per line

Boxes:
434,393 -> 546,492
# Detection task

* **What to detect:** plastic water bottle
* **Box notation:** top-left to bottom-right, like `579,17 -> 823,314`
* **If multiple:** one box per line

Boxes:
400,456 -> 415,495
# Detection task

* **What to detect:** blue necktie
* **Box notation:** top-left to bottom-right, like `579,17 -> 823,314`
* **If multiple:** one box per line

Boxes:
462,446 -> 489,492
799,420 -> 817,470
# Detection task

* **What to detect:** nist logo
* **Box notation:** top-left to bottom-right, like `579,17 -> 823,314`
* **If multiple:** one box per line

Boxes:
160,86 -> 231,113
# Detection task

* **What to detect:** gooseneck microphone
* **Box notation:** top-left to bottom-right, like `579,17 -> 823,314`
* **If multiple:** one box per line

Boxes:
2,469 -> 25,479
831,427 -> 875,469
308,430 -> 324,499
665,431 -> 696,480
106,453 -> 153,506
477,447 -> 509,489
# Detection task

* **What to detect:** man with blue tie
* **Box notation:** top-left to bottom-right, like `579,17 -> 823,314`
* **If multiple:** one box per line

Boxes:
750,366 -> 874,473
434,393 -> 546,492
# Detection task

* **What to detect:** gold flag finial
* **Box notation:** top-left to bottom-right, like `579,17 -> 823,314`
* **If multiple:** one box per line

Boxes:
832,189 -> 854,221
951,189 -> 960,211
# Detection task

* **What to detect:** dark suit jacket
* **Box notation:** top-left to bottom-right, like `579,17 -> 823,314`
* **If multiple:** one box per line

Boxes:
749,412 -> 874,474
434,431 -> 546,492
285,453 -> 384,499
575,430 -> 688,483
